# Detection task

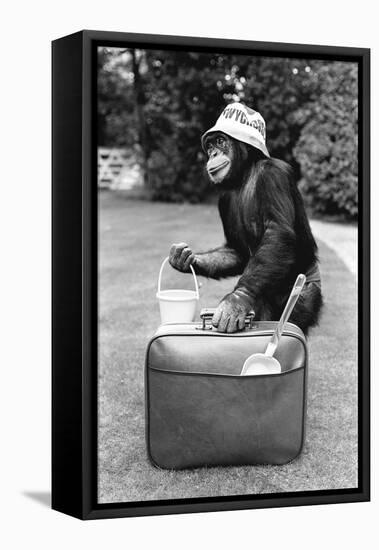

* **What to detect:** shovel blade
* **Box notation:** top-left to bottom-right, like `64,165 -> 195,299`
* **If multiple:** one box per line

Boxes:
240,353 -> 281,376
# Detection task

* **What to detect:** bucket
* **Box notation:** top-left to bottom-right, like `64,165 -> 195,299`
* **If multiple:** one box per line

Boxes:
156,257 -> 200,324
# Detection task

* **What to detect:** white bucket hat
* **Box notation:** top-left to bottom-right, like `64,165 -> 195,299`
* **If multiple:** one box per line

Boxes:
201,102 -> 270,158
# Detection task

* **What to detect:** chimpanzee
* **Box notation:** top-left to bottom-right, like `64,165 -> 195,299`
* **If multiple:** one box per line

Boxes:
169,102 -> 322,335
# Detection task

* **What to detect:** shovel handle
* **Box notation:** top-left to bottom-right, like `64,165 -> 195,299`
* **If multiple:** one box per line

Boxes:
265,274 -> 306,357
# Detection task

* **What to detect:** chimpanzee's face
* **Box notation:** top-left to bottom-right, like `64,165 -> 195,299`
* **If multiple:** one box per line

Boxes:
204,132 -> 235,185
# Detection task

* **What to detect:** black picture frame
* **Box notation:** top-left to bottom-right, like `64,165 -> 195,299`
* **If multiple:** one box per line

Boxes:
52,30 -> 370,520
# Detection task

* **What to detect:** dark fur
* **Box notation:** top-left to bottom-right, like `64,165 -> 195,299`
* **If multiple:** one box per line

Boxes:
194,138 -> 323,334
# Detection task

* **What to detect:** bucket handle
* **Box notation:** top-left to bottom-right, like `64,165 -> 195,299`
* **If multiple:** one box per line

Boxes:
157,256 -> 199,299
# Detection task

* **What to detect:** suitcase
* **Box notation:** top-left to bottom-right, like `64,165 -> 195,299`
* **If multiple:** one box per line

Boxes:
145,309 -> 308,470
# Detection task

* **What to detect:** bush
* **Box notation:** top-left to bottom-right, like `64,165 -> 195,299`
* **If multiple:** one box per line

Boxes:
141,50 -> 228,202
293,63 -> 358,219
146,141 -> 208,203
240,57 -> 321,177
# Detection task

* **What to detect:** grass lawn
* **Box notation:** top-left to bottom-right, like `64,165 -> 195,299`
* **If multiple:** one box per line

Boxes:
98,192 -> 358,503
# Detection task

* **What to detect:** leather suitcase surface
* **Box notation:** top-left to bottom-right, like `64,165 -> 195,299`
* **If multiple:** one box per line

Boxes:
145,316 -> 307,470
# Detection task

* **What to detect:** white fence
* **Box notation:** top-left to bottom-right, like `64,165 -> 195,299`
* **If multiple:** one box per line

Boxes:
98,147 -> 143,190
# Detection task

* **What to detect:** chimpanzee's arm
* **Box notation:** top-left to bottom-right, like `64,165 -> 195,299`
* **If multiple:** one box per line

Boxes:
194,246 -> 244,279
191,192 -> 245,278
236,222 -> 296,299
169,242 -> 243,278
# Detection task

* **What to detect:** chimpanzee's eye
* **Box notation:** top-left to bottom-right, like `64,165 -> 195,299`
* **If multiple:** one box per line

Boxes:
216,136 -> 225,147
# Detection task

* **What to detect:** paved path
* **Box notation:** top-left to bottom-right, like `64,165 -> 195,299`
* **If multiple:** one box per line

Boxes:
310,220 -> 357,280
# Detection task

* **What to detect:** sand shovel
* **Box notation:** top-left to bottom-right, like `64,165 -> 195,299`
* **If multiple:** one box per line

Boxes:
240,274 -> 306,376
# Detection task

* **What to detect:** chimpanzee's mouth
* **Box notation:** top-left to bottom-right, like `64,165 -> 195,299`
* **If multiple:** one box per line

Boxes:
207,159 -> 230,174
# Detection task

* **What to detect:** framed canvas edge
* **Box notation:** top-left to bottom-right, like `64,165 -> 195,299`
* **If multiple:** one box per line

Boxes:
52,30 -> 370,520
52,31 -> 85,520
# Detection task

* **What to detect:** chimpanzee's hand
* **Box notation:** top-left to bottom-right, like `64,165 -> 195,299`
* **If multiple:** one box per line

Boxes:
212,290 -> 255,333
169,243 -> 197,273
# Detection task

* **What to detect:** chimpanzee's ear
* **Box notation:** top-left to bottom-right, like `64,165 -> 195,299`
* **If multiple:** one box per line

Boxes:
240,142 -> 249,162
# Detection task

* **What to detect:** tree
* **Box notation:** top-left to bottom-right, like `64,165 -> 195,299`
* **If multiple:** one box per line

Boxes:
141,50 -> 232,201
97,47 -> 136,148
226,57 -> 323,179
293,62 -> 358,218
98,48 -> 358,217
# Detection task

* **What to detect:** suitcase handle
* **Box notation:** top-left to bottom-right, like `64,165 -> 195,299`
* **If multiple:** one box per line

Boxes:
199,308 -> 256,330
